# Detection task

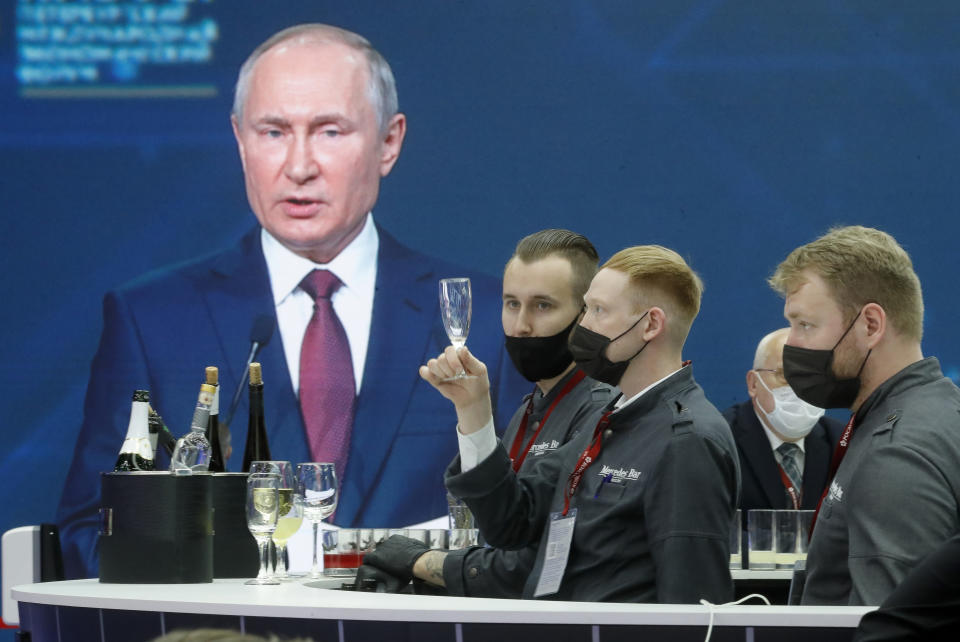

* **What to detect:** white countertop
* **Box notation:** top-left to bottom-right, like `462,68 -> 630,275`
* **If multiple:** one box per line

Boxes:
13,579 -> 873,628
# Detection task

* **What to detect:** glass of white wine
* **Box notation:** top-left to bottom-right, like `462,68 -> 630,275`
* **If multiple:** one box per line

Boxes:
296,462 -> 338,580
244,472 -> 281,585
439,277 -> 473,380
251,461 -> 300,581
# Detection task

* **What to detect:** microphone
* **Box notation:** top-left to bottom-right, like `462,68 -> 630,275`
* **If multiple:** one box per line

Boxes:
223,314 -> 276,429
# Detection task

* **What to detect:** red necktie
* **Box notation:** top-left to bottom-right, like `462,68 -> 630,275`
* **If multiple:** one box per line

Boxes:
299,270 -> 356,488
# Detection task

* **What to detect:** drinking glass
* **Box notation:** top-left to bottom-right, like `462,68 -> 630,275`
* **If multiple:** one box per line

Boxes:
775,510 -> 800,569
797,510 -> 815,564
296,462 -> 338,579
323,528 -> 360,576
730,509 -> 742,570
245,472 -> 280,585
250,461 -> 299,578
747,509 -> 776,570
439,278 -> 472,380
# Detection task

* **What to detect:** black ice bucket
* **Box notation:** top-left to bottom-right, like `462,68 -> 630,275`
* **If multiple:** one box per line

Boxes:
98,471 -> 259,582
99,471 -> 213,583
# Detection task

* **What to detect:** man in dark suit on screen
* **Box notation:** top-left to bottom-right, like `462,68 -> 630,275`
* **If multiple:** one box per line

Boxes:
56,23 -> 526,579
723,328 -> 841,514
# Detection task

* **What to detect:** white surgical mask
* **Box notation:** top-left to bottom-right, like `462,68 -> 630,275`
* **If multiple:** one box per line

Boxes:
754,371 -> 825,441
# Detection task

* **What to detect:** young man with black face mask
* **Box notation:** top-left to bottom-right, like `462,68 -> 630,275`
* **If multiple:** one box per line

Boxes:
408,245 -> 738,603
355,229 -> 615,596
771,225 -> 960,606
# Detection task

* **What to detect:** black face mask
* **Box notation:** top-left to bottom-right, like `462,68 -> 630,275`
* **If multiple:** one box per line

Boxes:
568,311 -> 649,386
504,315 -> 579,382
782,310 -> 872,409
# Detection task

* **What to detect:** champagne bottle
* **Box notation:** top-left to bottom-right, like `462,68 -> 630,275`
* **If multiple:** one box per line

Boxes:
241,362 -> 271,472
114,390 -> 155,471
149,405 -> 177,458
169,383 -> 215,474
205,366 -> 226,472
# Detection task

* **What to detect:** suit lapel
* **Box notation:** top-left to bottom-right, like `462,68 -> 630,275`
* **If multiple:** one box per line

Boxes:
736,404 -> 787,508
200,227 -> 307,471
338,228 -> 441,524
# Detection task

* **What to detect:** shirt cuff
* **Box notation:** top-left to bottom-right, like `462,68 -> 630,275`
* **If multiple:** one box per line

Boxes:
457,418 -> 497,472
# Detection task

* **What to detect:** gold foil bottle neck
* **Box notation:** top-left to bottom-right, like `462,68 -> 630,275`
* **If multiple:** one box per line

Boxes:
249,362 -> 263,386
205,366 -> 218,386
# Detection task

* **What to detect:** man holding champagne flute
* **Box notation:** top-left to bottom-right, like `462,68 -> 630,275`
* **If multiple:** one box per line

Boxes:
361,242 -> 740,604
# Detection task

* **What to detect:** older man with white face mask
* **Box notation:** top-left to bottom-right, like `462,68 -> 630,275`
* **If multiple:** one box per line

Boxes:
723,328 -> 843,514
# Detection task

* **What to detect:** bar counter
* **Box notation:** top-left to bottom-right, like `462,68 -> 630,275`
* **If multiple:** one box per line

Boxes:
14,578 -> 872,641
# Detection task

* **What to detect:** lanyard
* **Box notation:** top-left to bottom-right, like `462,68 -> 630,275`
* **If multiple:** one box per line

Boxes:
810,413 -> 857,534
777,463 -> 801,510
508,370 -> 587,473
562,410 -> 613,515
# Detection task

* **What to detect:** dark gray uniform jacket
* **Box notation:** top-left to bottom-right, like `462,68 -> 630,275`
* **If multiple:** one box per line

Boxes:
802,357 -> 960,606
442,369 -> 615,597
446,366 -> 740,603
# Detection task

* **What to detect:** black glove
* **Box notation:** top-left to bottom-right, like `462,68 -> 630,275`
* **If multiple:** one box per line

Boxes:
354,563 -> 409,593
355,535 -> 430,592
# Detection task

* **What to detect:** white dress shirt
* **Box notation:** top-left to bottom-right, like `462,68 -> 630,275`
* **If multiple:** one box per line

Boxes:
261,213 -> 379,396
756,409 -> 807,473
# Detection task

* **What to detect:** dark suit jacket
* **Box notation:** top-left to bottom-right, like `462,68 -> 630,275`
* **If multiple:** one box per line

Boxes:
723,400 -> 842,511
56,224 -> 528,578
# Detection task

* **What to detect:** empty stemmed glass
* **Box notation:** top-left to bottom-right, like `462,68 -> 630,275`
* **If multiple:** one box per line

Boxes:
296,462 -> 338,580
244,472 -> 281,585
439,277 -> 473,380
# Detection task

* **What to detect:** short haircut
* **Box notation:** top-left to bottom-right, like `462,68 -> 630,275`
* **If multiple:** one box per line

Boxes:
769,225 -> 923,341
232,24 -> 398,133
602,245 -> 704,346
509,229 -> 600,303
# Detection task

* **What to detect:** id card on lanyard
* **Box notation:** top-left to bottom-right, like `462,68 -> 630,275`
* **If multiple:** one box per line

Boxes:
533,411 -> 612,597
533,508 -> 577,597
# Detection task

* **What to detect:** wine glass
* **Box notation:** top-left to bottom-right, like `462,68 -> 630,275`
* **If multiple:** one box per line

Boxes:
296,462 -> 338,580
251,461 -> 299,580
439,277 -> 473,380
244,472 -> 281,585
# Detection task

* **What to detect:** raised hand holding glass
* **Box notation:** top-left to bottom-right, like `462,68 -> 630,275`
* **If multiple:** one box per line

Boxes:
439,277 -> 474,380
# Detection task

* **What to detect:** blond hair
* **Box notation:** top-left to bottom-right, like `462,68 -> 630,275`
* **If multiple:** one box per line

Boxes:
769,225 -> 923,341
603,245 -> 704,346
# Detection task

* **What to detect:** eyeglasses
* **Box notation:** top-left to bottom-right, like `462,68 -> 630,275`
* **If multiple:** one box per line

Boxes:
754,368 -> 788,387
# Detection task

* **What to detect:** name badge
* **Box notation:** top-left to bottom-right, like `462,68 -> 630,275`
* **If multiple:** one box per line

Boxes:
533,508 -> 577,597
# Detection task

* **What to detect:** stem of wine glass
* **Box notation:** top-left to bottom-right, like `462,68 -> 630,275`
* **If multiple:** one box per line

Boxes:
257,537 -> 270,581
275,542 -> 287,579
311,521 -> 321,579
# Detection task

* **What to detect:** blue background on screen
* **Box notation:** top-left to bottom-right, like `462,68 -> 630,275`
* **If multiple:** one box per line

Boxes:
2,1 -> 959,626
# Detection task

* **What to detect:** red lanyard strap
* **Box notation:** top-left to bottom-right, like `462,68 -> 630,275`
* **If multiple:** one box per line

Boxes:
777,464 -> 801,510
810,413 -> 857,534
562,411 -> 612,515
508,370 -> 586,473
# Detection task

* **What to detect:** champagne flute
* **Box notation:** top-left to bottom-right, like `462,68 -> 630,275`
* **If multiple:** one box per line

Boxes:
439,277 -> 473,380
296,462 -> 338,580
244,472 -> 281,585
251,461 -> 299,580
